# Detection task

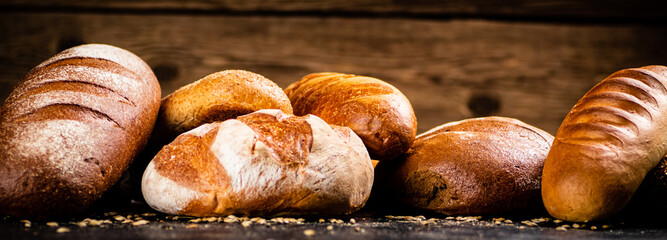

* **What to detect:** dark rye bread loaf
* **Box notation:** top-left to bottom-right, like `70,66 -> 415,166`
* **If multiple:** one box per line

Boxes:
375,117 -> 553,215
542,65 -> 667,222
285,72 -> 417,161
0,44 -> 161,218
141,110 -> 373,217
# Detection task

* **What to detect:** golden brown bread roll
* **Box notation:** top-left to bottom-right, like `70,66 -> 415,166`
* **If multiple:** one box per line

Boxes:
154,69 -> 293,143
375,117 -> 553,215
141,109 -> 373,217
0,44 -> 161,218
542,65 -> 667,222
284,72 -> 417,161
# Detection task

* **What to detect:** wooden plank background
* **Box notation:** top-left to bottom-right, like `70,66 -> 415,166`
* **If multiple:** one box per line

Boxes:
3,0 -> 667,20
1,1 -> 666,135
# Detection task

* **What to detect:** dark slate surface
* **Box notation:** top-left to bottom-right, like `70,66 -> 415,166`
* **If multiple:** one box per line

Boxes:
3,202 -> 667,240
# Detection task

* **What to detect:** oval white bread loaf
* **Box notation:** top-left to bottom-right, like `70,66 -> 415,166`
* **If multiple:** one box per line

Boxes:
141,109 -> 373,216
542,65 -> 667,222
0,44 -> 161,218
375,117 -> 553,215
284,72 -> 417,161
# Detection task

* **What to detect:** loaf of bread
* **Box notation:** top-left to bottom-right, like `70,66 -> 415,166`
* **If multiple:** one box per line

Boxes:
542,65 -> 667,222
141,109 -> 373,217
284,72 -> 417,161
0,44 -> 161,218
375,117 -> 553,215
154,69 -> 293,143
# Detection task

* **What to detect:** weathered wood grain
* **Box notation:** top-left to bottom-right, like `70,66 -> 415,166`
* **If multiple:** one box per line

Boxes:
2,0 -> 666,20
1,13 -> 666,134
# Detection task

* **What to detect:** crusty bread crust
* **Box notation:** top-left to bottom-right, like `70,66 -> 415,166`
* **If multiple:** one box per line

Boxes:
285,72 -> 417,161
0,44 -> 161,218
376,117 -> 553,215
155,70 -> 293,142
142,110 -> 374,217
542,65 -> 667,222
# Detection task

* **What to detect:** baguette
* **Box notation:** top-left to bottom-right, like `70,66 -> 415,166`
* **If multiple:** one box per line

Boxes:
542,65 -> 667,222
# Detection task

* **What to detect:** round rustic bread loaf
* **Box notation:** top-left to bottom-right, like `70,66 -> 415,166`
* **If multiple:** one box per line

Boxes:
0,44 -> 161,218
375,117 -> 553,215
284,72 -> 417,161
142,109 -> 374,217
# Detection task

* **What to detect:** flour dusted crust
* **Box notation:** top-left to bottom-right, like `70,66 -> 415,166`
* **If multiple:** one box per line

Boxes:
142,109 -> 374,216
0,44 -> 160,218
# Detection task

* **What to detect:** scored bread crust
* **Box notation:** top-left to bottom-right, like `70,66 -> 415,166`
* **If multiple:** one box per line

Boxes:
284,72 -> 417,161
141,109 -> 374,217
0,44 -> 161,218
542,65 -> 667,222
376,117 -> 553,215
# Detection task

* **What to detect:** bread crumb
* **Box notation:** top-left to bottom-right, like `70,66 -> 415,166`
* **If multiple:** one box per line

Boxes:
186,224 -> 198,228
303,229 -> 316,236
56,227 -> 70,233
327,225 -> 334,230
349,218 -> 356,224
241,220 -> 252,227
46,222 -> 59,227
